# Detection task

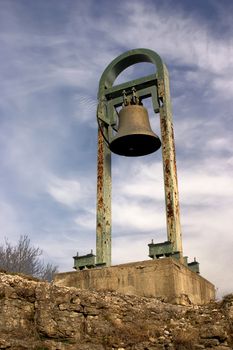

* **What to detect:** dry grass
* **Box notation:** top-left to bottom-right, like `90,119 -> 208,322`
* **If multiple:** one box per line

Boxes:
173,328 -> 198,350
101,316 -> 158,348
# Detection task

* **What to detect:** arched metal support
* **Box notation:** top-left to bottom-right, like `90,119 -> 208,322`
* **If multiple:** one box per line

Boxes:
96,48 -> 183,266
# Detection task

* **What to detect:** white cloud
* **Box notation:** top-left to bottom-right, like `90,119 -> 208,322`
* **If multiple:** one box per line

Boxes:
212,75 -> 233,99
48,178 -> 82,207
180,171 -> 233,203
0,0 -> 232,297
113,161 -> 164,200
125,2 -> 233,73
113,199 -> 166,233
112,235 -> 151,265
47,175 -> 95,209
74,210 -> 96,231
0,202 -> 21,238
91,2 -> 233,102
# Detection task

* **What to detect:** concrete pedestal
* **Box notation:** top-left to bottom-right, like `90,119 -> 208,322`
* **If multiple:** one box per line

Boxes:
54,258 -> 215,305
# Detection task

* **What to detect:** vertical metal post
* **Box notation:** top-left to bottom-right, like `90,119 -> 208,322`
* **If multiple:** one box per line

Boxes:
158,65 -> 183,256
96,114 -> 111,266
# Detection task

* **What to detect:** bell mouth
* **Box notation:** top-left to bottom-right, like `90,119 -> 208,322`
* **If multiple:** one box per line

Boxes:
110,134 -> 161,157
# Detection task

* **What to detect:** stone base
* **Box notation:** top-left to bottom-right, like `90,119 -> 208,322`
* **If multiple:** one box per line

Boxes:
54,258 -> 215,305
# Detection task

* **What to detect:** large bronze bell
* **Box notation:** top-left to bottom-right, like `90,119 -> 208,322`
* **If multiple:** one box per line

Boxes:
110,104 -> 161,157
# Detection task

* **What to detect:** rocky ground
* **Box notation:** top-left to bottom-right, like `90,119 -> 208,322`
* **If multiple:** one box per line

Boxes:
0,272 -> 232,350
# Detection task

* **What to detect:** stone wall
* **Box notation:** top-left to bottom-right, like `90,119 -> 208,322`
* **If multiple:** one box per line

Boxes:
0,272 -> 232,350
54,258 -> 215,305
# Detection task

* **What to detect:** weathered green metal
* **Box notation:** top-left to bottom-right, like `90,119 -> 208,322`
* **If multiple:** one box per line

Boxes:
96,48 -> 183,266
158,66 -> 183,255
148,241 -> 173,258
96,122 -> 111,266
104,73 -> 160,114
188,259 -> 200,274
148,240 -> 182,260
73,252 -> 96,270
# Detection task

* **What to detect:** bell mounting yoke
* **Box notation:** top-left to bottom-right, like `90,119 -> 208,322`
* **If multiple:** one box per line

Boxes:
96,48 -> 183,267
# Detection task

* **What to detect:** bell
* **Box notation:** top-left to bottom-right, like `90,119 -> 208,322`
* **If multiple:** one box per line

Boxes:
110,104 -> 161,157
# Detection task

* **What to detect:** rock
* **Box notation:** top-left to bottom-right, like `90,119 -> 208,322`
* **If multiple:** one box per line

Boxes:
200,325 -> 227,341
211,347 -> 232,350
0,273 -> 232,349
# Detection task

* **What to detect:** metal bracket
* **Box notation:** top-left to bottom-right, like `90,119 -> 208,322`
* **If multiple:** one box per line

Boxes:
99,73 -> 160,129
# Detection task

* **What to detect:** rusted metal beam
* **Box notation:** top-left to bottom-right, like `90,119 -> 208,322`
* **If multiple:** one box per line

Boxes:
96,114 -> 111,266
158,66 -> 183,256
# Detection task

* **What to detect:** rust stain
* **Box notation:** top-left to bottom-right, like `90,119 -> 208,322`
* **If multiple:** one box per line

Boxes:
97,127 -> 104,209
166,192 -> 174,219
159,75 -> 183,256
158,79 -> 165,99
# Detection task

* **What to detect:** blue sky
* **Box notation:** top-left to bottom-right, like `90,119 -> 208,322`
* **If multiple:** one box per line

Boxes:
0,0 -> 232,297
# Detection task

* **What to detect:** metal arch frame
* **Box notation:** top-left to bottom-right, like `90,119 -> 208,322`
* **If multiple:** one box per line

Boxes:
96,48 -> 183,266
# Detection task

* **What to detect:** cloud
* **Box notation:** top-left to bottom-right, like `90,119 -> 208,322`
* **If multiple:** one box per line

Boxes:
180,170 -> 233,203
0,202 -> 21,238
0,0 -> 232,297
113,199 -> 166,233
74,210 -> 96,231
47,173 -> 96,206
124,2 -> 233,73
48,177 -> 83,208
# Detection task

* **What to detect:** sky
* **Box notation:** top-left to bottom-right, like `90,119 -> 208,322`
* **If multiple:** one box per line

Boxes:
0,0 -> 232,298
